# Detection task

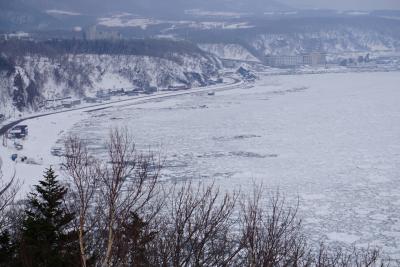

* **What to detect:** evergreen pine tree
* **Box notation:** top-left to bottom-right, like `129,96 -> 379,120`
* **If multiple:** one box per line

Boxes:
117,212 -> 156,266
0,230 -> 16,267
19,167 -> 79,267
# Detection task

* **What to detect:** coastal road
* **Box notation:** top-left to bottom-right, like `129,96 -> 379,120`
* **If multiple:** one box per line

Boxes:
0,78 -> 244,137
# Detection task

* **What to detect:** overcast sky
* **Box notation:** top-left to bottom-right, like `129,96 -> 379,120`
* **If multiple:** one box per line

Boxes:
279,0 -> 400,10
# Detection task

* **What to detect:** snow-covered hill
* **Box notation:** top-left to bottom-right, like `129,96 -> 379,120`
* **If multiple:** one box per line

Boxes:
195,26 -> 400,63
0,52 -> 221,117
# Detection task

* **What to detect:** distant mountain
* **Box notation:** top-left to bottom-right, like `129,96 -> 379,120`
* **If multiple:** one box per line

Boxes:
1,0 -> 291,18
0,0 -> 292,31
0,0 -> 56,31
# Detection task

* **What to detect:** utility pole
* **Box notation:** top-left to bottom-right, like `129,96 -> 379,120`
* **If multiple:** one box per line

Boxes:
2,131 -> 7,147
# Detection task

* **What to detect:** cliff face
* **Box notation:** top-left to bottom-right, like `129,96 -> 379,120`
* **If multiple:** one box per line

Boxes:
0,52 -> 221,116
249,28 -> 400,56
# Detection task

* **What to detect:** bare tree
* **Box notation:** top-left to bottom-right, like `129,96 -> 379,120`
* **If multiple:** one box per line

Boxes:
99,128 -> 162,266
313,243 -> 385,267
239,187 -> 311,267
64,136 -> 100,267
238,186 -> 387,267
64,128 -> 162,267
148,181 -> 241,267
0,160 -> 20,229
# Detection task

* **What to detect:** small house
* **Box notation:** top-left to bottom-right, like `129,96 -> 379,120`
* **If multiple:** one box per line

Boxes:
100,95 -> 111,101
71,99 -> 81,106
96,90 -> 111,101
61,99 -> 73,108
144,86 -> 157,94
125,90 -> 139,96
9,125 -> 28,139
84,97 -> 98,103
61,99 -> 81,108
109,88 -> 125,96
168,85 -> 188,91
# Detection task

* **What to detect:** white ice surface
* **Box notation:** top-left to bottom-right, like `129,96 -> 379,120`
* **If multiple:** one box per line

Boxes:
1,71 -> 400,256
66,71 -> 400,256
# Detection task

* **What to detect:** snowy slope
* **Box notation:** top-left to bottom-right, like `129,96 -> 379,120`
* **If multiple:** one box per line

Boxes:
198,43 -> 260,62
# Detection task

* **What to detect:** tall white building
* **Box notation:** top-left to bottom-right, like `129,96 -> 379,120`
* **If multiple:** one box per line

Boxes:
266,52 -> 326,67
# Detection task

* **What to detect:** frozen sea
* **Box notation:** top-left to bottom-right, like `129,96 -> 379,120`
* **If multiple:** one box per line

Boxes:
6,71 -> 400,256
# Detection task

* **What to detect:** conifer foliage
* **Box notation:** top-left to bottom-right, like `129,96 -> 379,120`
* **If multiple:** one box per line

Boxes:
19,167 -> 78,267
